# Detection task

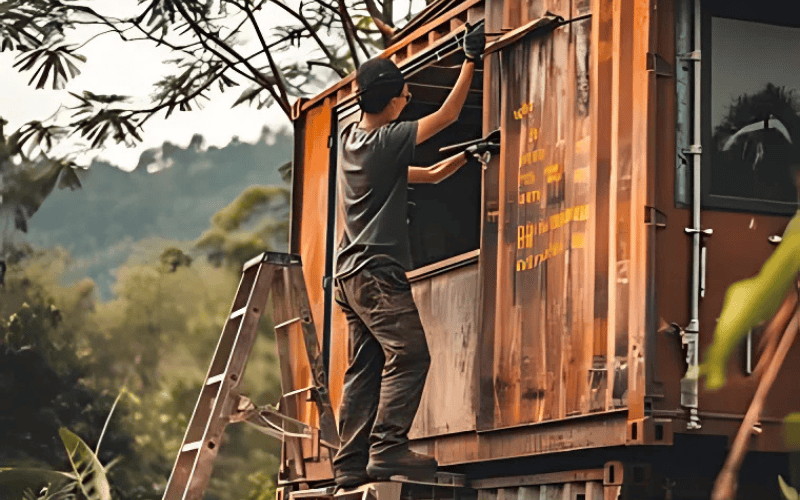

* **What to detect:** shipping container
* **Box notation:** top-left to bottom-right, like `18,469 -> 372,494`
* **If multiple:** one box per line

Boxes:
282,0 -> 800,497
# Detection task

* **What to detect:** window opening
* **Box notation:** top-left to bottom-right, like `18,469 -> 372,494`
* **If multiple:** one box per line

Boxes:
701,0 -> 800,214
400,56 -> 484,269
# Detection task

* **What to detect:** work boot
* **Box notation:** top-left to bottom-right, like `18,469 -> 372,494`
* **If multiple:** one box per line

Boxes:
334,470 -> 371,490
366,448 -> 438,481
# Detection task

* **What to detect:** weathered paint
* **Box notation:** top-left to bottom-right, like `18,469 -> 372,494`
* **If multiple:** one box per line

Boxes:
285,0 -> 800,478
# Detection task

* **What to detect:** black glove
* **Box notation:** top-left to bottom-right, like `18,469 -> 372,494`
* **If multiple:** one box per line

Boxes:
463,23 -> 485,61
465,140 -> 500,157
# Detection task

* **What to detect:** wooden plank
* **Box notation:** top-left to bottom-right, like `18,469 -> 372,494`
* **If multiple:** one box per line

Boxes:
567,3 -> 594,416
627,0 -> 657,421
477,0 -> 503,429
493,48 -> 521,428
589,0 -> 613,414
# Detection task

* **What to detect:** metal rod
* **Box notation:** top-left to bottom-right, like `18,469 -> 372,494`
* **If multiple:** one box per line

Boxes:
680,0 -> 703,430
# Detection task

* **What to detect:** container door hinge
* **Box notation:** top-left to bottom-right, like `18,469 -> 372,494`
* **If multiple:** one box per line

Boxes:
678,50 -> 701,61
644,206 -> 667,228
647,52 -> 673,77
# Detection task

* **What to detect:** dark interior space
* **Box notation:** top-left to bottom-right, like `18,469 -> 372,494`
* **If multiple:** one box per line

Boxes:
398,52 -> 485,269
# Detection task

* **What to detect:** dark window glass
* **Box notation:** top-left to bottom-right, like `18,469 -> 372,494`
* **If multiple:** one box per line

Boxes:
703,1 -> 800,214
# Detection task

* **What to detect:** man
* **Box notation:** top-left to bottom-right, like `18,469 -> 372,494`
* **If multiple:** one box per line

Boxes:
332,24 -> 489,489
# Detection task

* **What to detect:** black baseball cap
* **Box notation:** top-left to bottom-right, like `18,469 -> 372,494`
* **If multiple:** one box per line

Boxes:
356,58 -> 405,113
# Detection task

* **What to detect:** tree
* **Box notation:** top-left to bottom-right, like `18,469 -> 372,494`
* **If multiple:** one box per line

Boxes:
0,0 -> 414,156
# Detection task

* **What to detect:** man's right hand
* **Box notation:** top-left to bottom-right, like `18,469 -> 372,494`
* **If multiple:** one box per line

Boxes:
463,23 -> 485,61
465,140 -> 500,157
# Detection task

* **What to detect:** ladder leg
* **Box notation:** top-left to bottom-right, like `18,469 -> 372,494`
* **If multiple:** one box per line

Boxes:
286,264 -> 340,448
271,265 -> 308,481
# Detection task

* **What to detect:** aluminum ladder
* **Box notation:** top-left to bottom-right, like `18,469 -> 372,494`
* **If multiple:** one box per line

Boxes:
162,251 -> 340,500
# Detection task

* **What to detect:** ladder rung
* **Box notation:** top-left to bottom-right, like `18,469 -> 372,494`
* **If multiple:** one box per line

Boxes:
181,440 -> 202,453
274,317 -> 301,329
230,307 -> 247,320
206,374 -> 225,386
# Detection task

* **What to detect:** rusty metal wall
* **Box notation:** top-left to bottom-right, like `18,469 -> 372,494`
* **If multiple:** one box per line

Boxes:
409,263 -> 481,437
651,0 -> 800,443
290,100 -> 334,422
492,0 -> 596,428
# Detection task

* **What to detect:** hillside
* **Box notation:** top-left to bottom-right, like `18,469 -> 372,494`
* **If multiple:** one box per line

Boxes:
24,128 -> 293,299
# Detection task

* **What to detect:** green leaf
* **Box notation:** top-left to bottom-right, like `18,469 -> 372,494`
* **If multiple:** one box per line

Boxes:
786,413 -> 800,451
780,475 -> 799,500
58,428 -> 111,500
57,165 -> 82,191
701,210 -> 800,390
233,86 -> 263,108
0,468 -> 76,499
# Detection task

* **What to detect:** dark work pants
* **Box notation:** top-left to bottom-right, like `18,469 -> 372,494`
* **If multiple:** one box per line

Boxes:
332,259 -> 431,477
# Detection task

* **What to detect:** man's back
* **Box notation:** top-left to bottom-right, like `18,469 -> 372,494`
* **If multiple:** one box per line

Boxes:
336,120 -> 418,279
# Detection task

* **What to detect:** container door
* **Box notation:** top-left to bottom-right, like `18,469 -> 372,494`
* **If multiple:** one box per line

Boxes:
694,1 -> 800,431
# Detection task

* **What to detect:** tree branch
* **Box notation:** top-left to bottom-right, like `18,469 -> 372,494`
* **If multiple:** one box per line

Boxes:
268,0 -> 347,77
363,0 -> 395,44
239,0 -> 290,108
170,1 -> 291,117
337,0 -> 367,67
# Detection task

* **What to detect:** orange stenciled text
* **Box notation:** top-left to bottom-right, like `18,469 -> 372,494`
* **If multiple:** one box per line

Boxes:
514,102 -> 534,120
544,163 -> 562,183
516,242 -> 565,271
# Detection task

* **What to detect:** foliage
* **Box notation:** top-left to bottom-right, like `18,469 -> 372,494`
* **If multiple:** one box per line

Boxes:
780,476 -> 798,500
195,185 -> 289,268
0,120 -> 82,252
700,211 -> 800,390
1,178 -> 287,499
0,0 -> 414,160
59,428 -> 112,500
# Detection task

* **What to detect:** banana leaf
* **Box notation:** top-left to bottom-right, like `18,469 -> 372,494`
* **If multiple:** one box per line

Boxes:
0,468 -> 76,499
58,428 -> 111,500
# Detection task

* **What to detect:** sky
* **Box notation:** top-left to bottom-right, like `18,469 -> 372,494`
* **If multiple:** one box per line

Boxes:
0,0 -> 346,171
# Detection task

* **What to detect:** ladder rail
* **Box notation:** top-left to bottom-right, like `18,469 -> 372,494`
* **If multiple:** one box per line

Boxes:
161,263 -> 257,500
163,258 -> 275,500
161,252 -> 340,500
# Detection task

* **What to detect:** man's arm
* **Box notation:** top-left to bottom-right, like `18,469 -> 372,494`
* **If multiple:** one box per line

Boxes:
415,61 -> 475,145
408,152 -> 469,184
415,24 -> 484,145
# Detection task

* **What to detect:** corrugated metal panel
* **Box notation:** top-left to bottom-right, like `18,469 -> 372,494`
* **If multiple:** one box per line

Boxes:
292,101 -> 336,414
493,0 -> 596,428
410,262 -> 481,437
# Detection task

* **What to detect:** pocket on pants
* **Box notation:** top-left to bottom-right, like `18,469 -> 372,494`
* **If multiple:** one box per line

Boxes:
369,266 -> 411,294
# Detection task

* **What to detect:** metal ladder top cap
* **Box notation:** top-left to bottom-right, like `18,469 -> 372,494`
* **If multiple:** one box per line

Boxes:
242,252 -> 302,272
263,252 -> 302,266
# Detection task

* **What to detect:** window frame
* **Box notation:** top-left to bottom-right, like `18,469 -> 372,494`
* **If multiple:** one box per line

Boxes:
700,4 -> 800,215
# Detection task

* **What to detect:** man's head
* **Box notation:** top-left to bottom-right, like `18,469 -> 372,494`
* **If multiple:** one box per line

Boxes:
356,58 -> 411,119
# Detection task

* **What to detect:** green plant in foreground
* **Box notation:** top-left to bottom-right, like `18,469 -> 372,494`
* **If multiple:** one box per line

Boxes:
0,389 -> 131,500
0,428 -> 111,500
701,211 -> 800,390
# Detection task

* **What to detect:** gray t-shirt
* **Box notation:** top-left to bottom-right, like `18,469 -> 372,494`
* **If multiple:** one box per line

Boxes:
335,120 -> 418,279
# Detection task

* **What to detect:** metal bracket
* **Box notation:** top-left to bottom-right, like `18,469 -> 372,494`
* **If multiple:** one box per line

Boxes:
677,145 -> 702,165
678,50 -> 701,61
684,227 -> 712,236
647,52 -> 674,77
679,321 -> 702,430
645,206 -> 667,228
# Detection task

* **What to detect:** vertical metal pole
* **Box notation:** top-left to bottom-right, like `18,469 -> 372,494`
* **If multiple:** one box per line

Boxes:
680,0 -> 705,431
